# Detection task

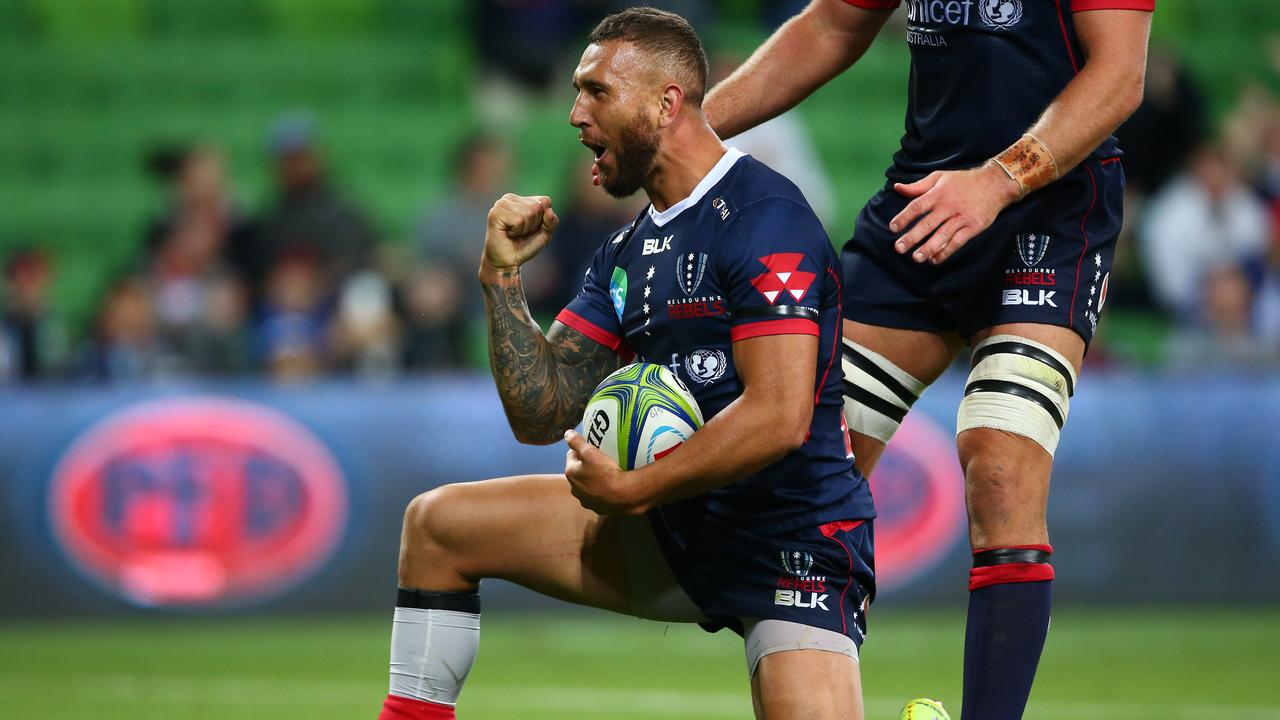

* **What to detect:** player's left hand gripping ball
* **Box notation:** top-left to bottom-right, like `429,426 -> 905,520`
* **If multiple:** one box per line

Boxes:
564,429 -> 636,515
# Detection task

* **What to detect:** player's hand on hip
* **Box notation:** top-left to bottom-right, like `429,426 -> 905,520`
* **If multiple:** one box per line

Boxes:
480,193 -> 560,276
564,430 -> 643,516
888,163 -> 1021,265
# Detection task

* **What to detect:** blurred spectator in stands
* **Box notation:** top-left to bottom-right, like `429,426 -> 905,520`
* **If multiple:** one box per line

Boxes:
473,0 -> 584,123
143,145 -> 252,376
1167,262 -> 1278,370
330,270 -> 401,379
254,247 -> 331,382
712,52 -> 836,229
0,247 -> 67,382
78,275 -> 158,381
1114,49 -> 1206,196
253,113 -> 379,309
400,262 -> 469,371
1139,142 -> 1270,321
1256,226 -> 1280,352
539,156 -> 645,314
416,135 -> 510,274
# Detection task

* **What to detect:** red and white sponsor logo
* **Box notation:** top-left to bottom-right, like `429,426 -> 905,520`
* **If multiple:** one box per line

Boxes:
750,253 -> 816,305
667,296 -> 725,320
1004,268 -> 1056,287
776,575 -> 828,593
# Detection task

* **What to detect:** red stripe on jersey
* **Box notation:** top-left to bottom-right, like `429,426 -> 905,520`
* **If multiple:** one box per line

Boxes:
1072,0 -> 1154,11
815,267 -> 843,406
1053,0 -> 1081,73
730,318 -> 819,342
969,563 -> 1055,590
841,0 -> 901,7
555,309 -> 626,355
819,519 -> 864,538
1069,164 -> 1099,329
379,694 -> 456,720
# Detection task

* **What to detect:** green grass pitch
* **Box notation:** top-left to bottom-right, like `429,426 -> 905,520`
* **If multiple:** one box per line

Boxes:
2,608 -> 1277,719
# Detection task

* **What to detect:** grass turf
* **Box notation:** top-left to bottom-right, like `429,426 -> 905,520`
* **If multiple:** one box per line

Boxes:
1,607 -> 1277,719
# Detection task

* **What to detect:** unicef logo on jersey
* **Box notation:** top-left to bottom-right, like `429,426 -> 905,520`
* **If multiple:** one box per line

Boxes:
979,0 -> 1023,29
684,349 -> 727,385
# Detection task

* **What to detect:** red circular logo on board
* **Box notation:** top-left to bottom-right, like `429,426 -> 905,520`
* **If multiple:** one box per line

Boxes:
865,413 -> 967,592
48,398 -> 348,607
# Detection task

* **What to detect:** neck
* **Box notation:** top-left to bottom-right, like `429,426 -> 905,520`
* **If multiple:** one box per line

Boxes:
644,115 -> 725,212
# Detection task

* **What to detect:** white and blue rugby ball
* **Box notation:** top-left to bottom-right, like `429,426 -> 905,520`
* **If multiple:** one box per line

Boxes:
582,363 -> 704,470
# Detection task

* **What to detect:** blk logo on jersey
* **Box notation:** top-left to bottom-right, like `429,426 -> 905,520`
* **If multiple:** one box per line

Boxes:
642,235 -> 673,255
677,252 -> 709,295
751,253 -> 816,305
1002,289 -> 1057,307
1017,233 -> 1051,267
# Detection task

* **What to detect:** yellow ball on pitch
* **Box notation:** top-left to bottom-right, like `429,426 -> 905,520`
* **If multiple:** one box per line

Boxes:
899,698 -> 951,720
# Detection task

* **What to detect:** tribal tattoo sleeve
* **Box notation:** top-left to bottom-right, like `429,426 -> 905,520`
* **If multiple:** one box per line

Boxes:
481,271 -> 620,444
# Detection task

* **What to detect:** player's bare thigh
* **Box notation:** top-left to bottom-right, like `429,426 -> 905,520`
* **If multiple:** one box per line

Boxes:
842,318 -> 963,473
751,650 -> 864,720
398,474 -> 632,614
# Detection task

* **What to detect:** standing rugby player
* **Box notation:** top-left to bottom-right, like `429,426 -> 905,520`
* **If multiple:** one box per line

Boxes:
705,1 -> 1153,718
378,8 -> 876,719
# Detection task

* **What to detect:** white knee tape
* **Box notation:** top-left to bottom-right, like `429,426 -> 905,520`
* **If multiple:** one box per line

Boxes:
956,334 -> 1077,456
743,619 -> 858,679
841,339 -> 926,444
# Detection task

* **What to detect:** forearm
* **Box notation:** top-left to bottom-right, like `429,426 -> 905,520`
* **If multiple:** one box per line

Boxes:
480,268 -> 582,445
629,390 -> 809,511
705,2 -> 887,139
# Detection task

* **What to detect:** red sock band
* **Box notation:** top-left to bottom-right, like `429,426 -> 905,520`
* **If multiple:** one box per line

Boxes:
379,694 -> 456,720
969,544 -> 1054,591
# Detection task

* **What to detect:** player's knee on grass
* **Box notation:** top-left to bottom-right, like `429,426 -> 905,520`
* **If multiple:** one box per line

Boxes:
956,334 -> 1076,456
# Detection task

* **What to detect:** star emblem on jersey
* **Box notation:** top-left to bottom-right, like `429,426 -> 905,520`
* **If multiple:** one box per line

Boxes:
1016,233 -> 1051,267
677,252 -> 709,296
780,549 -> 815,577
750,253 -> 815,305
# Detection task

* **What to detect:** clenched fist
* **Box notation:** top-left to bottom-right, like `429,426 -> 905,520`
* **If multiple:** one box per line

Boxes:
480,193 -> 560,277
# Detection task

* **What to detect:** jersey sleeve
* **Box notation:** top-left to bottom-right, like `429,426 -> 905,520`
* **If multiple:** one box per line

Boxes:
717,198 -> 832,343
1071,0 -> 1154,11
554,232 -> 630,356
840,0 -> 901,8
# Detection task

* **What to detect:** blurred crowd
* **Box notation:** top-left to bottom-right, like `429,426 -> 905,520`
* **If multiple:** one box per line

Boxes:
2,3 -> 1279,383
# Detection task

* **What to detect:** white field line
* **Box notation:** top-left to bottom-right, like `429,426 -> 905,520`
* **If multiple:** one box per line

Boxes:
0,672 -> 1277,719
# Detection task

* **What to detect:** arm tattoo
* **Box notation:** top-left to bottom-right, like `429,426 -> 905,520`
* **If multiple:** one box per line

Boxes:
481,272 -> 620,444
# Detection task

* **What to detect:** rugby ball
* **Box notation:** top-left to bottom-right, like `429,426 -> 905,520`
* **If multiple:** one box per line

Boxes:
899,698 -> 951,720
581,363 -> 704,470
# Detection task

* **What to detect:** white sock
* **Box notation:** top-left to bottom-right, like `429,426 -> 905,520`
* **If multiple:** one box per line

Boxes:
388,606 -> 481,705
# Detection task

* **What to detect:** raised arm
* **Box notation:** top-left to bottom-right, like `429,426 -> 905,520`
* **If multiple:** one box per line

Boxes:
889,9 -> 1152,264
704,0 -> 894,140
480,194 -> 621,445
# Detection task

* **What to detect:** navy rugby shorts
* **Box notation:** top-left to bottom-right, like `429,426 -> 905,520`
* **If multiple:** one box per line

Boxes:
648,500 -> 876,647
842,156 -> 1125,345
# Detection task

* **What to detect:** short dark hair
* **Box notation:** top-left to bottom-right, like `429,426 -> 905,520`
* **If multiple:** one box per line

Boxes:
587,7 -> 709,107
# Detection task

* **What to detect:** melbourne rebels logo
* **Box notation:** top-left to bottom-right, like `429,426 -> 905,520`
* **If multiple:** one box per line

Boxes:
48,398 -> 348,607
1017,233 -> 1051,267
750,253 -> 816,305
684,349 -> 727,385
780,549 -> 815,577
678,252 -> 709,295
979,0 -> 1023,28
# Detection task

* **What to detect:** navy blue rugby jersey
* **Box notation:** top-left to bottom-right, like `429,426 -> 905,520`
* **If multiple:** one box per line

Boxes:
557,149 -> 875,529
846,0 -> 1155,184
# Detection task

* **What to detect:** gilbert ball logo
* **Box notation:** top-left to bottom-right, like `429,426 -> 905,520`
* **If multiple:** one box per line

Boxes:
980,0 -> 1023,29
48,398 -> 348,607
865,413 -> 966,593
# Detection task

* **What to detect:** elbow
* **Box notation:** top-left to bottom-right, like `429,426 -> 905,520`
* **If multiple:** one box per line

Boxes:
775,406 -> 813,455
512,427 -> 563,446
1116,73 -> 1145,122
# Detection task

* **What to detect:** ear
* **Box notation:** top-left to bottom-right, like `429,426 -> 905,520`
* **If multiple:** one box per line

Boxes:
657,83 -> 685,129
